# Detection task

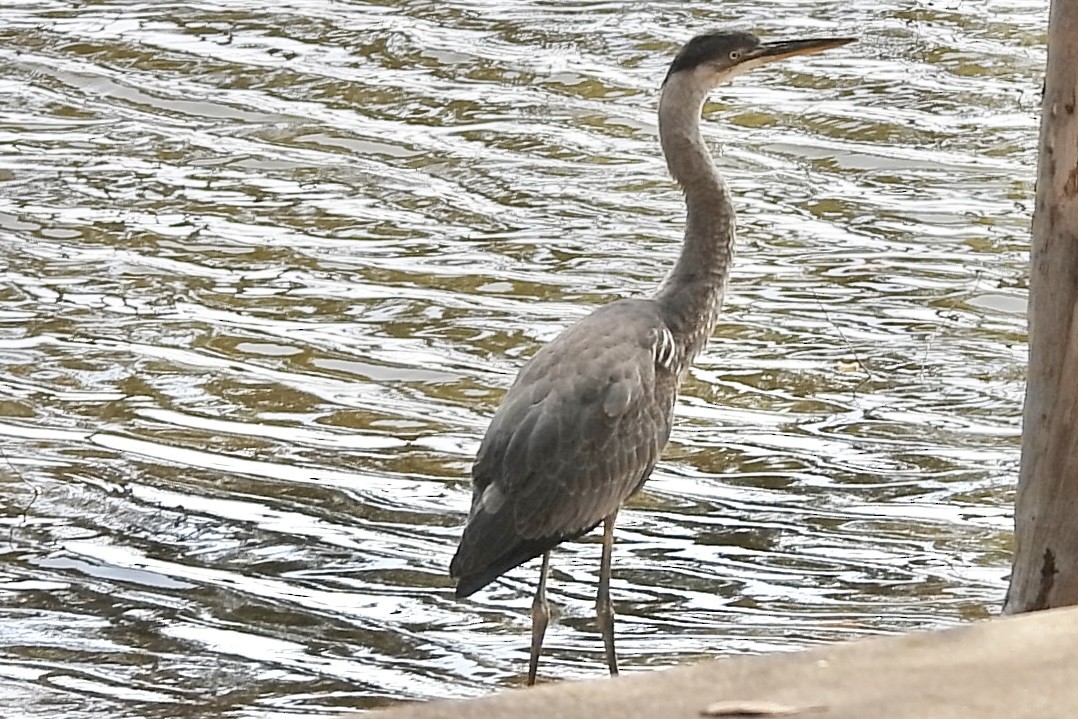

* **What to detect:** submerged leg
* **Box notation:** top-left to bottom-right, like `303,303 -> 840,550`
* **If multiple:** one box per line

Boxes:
597,511 -> 619,677
527,551 -> 551,686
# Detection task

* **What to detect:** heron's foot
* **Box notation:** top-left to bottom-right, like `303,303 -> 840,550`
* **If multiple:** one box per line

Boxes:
596,598 -> 618,676
528,594 -> 550,686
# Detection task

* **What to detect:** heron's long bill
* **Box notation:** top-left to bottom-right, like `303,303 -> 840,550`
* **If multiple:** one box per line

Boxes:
755,37 -> 856,62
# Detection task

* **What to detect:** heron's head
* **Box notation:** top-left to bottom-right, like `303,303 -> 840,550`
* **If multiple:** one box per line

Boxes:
665,30 -> 854,89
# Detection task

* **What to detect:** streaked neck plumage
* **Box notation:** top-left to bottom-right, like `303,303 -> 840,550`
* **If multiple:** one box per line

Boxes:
653,70 -> 736,370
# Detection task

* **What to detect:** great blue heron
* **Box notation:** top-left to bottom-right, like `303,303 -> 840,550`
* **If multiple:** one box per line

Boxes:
449,30 -> 854,684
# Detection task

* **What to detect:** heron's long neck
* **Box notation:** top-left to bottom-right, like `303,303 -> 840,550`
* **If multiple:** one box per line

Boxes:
654,73 -> 735,366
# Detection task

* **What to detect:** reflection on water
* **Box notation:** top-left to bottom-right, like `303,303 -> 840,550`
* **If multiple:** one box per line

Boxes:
0,0 -> 1039,716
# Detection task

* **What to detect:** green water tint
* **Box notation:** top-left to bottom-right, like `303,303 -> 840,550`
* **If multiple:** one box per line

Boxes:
0,1 -> 1039,716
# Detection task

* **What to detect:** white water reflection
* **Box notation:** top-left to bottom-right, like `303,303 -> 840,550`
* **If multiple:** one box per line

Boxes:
0,0 -> 1037,716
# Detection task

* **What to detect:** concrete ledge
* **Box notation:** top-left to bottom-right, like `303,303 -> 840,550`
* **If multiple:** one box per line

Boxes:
369,606 -> 1078,719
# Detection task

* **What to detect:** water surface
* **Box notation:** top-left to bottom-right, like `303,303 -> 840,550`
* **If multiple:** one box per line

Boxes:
0,1 -> 1042,717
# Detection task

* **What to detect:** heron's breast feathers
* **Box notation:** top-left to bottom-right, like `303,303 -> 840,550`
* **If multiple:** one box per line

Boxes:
651,325 -> 678,374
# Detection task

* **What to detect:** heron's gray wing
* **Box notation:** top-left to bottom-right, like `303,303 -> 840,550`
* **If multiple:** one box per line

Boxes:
450,299 -> 679,594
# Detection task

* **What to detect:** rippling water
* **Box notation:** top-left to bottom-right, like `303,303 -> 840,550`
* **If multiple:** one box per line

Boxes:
0,1 -> 1043,716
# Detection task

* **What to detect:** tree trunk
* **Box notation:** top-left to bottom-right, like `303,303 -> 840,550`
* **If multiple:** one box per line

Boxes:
1004,0 -> 1078,614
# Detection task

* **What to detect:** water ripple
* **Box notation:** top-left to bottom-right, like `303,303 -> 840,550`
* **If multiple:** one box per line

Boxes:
0,0 -> 1035,716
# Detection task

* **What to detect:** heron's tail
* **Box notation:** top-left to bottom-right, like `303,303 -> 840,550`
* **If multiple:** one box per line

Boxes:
450,532 -> 559,598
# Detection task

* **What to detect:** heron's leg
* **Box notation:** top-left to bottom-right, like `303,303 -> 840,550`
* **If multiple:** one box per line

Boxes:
527,551 -> 551,686
597,511 -> 619,677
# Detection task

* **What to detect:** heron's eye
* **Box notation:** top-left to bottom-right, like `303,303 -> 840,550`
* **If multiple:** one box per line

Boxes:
729,50 -> 742,60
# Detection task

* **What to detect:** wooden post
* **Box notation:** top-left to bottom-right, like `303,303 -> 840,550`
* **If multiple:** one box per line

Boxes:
1004,0 -> 1078,614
